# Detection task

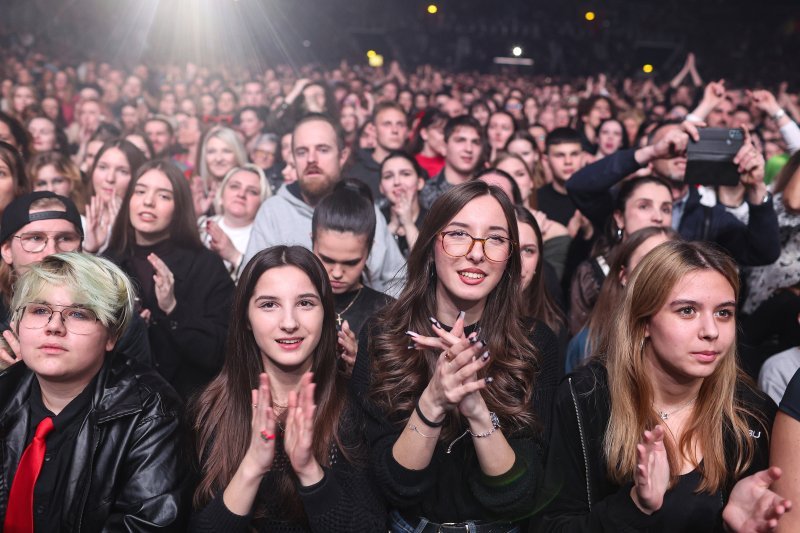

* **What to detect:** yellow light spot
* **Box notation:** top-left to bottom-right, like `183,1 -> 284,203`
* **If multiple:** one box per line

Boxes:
585,11 -> 596,21
643,64 -> 654,73
427,4 -> 438,14
367,50 -> 377,58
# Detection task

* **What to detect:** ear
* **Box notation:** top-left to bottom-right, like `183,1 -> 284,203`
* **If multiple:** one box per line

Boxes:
1,241 -> 13,266
618,266 -> 628,287
420,128 -> 430,142
612,210 -> 625,234
416,177 -> 425,191
338,146 -> 350,168
105,335 -> 118,353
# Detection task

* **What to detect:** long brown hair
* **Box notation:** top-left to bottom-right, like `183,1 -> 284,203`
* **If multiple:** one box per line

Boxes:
27,151 -> 86,213
191,246 -> 351,521
106,159 -> 203,257
368,180 -> 539,440
514,205 -> 564,334
603,240 -> 767,493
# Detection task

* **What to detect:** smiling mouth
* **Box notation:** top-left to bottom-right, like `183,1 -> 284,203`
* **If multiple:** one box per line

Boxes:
276,338 -> 303,345
458,270 -> 486,280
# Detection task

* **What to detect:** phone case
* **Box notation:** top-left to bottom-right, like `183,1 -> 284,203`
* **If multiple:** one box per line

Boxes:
685,128 -> 744,187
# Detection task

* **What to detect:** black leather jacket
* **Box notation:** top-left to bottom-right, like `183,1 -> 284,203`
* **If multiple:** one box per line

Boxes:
0,353 -> 192,531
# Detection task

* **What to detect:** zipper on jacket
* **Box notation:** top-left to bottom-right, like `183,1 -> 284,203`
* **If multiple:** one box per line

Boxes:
568,377 -> 592,511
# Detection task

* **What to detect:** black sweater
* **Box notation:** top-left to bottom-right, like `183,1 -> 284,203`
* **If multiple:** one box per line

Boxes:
350,316 -> 560,525
107,241 -> 234,399
189,406 -> 386,532
534,361 -> 776,532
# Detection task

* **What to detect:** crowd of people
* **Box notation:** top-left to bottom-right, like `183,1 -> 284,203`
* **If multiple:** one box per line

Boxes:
0,41 -> 800,532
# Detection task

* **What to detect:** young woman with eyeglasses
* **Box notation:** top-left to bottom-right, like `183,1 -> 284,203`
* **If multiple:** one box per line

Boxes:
351,180 -> 559,532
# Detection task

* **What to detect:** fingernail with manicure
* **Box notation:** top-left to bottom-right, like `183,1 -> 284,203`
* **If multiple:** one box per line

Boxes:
485,376 -> 494,384
406,331 -> 419,337
469,336 -> 479,344
482,351 -> 490,361
429,317 -> 442,328
407,342 -> 417,350
458,310 -> 465,321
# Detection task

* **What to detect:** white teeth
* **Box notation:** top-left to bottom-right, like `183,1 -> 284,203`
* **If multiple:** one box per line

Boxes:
459,271 -> 485,279
276,339 -> 300,344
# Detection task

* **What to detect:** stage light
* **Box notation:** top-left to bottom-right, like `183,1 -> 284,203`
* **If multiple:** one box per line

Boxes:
585,11 -> 596,21
367,50 -> 377,58
427,4 -> 438,14
643,64 -> 654,73
369,54 -> 384,67
512,46 -> 523,57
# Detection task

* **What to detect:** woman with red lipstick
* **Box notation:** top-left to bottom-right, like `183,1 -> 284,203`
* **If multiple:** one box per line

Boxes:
190,246 -> 385,532
106,159 -> 233,399
198,164 -> 271,280
351,180 -> 560,532
536,241 -> 791,532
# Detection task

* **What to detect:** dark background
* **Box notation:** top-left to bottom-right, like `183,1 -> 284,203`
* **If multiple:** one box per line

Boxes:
2,0 -> 798,84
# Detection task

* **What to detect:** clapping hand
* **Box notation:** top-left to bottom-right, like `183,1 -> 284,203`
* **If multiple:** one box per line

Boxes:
631,425 -> 670,515
337,320 -> 357,377
148,253 -> 177,314
722,467 -> 791,532
284,372 -> 324,486
408,312 -> 492,421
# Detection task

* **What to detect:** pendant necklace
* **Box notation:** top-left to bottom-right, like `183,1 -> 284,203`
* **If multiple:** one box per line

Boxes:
335,287 -> 363,327
655,395 -> 698,420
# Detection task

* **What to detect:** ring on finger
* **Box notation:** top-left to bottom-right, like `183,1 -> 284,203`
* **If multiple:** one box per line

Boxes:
443,350 -> 453,362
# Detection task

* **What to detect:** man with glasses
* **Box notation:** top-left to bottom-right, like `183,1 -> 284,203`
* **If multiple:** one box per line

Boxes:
0,192 -> 151,369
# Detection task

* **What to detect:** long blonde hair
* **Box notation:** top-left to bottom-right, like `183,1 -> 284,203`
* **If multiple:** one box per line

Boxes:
603,240 -> 765,493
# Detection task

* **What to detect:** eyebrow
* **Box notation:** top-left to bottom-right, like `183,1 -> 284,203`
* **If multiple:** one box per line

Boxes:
317,253 -> 362,265
254,293 -> 320,302
670,299 -> 736,308
447,221 -> 509,234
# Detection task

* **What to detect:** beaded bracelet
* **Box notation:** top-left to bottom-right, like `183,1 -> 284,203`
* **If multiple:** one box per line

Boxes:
415,403 -> 445,427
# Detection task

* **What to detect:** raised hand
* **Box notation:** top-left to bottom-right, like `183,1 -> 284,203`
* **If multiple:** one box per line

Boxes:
284,373 -> 323,486
147,253 -> 177,314
748,90 -> 781,116
337,320 -> 357,377
244,373 -> 278,476
631,425 -> 670,515
0,323 -> 21,369
83,195 -> 116,253
191,176 -> 214,216
206,220 -> 241,266
722,467 -> 792,532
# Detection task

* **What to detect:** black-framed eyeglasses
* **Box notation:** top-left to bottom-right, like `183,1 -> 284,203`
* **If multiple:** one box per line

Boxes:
439,230 -> 516,262
14,231 -> 81,253
17,303 -> 100,335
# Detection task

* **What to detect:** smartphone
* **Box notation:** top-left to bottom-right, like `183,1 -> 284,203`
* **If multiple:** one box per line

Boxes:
685,128 -> 744,187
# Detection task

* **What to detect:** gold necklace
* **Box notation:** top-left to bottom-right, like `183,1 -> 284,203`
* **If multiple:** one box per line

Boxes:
335,287 -> 363,327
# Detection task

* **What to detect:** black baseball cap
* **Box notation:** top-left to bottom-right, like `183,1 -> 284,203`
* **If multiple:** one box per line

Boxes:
0,192 -> 84,245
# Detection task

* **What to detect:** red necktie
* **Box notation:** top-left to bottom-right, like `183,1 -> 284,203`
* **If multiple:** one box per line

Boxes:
4,417 -> 55,532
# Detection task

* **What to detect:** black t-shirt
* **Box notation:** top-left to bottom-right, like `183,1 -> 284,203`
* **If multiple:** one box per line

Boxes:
779,367 -> 800,422
536,183 -> 577,227
334,286 -> 394,337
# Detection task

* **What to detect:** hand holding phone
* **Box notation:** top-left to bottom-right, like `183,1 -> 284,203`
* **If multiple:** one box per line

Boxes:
685,128 -> 744,187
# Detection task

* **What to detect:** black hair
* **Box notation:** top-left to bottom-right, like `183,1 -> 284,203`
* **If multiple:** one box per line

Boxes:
237,106 -> 267,124
379,150 -> 426,180
311,178 -> 376,254
409,107 -> 448,154
544,127 -> 582,152
596,118 -> 630,150
444,115 -> 483,142
0,111 -> 31,161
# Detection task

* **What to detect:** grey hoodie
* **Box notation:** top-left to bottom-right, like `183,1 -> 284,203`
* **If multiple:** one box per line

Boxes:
244,182 -> 406,295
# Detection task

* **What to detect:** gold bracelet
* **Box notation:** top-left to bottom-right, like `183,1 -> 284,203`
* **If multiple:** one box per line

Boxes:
408,423 -> 437,439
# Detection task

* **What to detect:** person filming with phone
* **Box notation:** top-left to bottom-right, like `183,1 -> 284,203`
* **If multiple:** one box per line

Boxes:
566,118 -> 780,267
